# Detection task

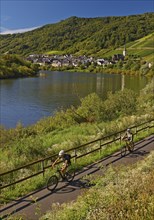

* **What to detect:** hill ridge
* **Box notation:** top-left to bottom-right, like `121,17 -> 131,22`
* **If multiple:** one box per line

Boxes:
0,12 -> 153,57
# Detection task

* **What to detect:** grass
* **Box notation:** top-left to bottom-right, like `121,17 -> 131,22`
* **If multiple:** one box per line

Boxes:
128,49 -> 153,57
46,50 -> 65,55
128,33 -> 154,48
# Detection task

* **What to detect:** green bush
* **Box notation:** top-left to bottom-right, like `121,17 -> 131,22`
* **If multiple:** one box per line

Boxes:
76,93 -> 103,123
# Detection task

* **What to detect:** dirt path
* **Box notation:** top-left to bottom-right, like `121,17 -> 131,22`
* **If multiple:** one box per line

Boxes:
0,135 -> 154,220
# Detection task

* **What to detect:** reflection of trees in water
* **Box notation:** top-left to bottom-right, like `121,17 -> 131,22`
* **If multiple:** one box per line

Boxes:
121,74 -> 125,91
1,71 -> 148,127
95,73 -> 122,99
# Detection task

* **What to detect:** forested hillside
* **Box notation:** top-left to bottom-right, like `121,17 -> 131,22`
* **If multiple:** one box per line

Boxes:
0,54 -> 39,79
0,13 -> 153,56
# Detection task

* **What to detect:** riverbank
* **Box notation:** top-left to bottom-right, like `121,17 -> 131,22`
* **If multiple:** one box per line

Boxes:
54,64 -> 154,78
0,54 -> 39,79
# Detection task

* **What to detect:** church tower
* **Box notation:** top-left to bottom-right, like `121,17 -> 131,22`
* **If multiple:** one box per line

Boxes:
123,43 -> 126,57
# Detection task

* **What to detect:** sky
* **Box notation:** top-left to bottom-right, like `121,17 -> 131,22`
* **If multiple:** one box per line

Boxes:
0,0 -> 154,34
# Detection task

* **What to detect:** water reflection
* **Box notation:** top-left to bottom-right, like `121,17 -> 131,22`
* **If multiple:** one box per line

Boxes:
0,71 -> 148,128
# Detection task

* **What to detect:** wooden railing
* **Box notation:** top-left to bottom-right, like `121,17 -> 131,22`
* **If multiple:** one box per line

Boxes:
0,119 -> 153,190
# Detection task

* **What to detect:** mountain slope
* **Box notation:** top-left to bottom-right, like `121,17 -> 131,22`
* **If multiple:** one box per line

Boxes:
0,13 -> 153,56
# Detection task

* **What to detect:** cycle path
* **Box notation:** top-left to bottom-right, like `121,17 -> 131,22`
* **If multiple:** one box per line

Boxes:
0,135 -> 154,220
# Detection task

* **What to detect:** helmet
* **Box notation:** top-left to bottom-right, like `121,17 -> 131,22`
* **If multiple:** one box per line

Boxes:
59,150 -> 65,157
127,128 -> 130,132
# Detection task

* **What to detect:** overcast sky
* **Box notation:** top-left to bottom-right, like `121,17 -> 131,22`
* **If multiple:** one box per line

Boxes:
0,0 -> 153,34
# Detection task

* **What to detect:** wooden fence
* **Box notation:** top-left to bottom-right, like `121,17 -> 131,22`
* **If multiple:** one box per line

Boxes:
0,119 -> 153,190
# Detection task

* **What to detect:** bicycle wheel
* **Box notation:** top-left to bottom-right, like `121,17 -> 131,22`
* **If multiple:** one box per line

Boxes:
121,146 -> 126,157
47,175 -> 58,191
65,169 -> 75,182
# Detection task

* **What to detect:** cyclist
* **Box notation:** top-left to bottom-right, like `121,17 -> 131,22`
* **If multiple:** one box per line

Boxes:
122,128 -> 134,151
52,150 -> 71,177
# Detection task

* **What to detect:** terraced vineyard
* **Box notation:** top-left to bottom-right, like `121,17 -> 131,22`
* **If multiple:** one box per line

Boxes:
103,32 -> 154,62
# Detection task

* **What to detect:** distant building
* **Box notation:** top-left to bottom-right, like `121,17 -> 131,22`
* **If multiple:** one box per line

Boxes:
148,62 -> 152,68
123,44 -> 127,57
112,54 -> 124,62
97,59 -> 105,66
51,60 -> 62,67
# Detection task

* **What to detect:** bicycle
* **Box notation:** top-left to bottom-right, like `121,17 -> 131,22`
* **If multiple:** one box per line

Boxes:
121,139 -> 135,157
47,167 -> 75,191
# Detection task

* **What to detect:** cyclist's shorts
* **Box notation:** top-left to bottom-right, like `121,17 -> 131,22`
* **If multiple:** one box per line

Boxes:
62,162 -> 71,168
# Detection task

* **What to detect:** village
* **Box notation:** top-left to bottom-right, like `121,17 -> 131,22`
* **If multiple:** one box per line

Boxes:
26,43 -> 153,71
26,47 -> 127,68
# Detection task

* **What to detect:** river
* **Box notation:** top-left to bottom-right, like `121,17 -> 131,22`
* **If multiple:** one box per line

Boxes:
0,71 -> 148,128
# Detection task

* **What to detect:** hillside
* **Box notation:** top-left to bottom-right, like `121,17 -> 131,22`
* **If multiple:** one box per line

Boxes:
125,32 -> 154,62
100,32 -> 154,62
0,13 -> 153,57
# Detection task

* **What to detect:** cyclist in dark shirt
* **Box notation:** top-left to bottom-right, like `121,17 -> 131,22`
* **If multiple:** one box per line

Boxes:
52,150 -> 71,176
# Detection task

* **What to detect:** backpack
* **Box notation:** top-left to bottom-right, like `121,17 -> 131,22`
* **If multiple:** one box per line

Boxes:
65,153 -> 71,164
63,153 -> 71,163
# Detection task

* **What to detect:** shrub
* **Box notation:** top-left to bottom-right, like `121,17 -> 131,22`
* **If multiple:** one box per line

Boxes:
76,93 -> 103,123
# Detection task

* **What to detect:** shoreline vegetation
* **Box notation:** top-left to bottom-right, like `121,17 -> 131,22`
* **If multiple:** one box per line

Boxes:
0,54 -> 39,79
45,63 -> 149,77
0,53 -> 153,80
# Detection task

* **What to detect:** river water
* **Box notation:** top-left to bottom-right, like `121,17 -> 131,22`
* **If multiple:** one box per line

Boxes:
0,71 -> 148,128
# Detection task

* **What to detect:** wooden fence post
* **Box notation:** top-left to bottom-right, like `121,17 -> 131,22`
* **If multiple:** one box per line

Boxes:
120,132 -> 122,145
74,149 -> 77,164
42,161 -> 45,177
10,172 -> 14,190
99,140 -> 101,155
135,126 -> 137,136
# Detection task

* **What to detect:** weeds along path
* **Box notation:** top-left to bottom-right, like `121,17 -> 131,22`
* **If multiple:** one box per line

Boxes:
0,135 -> 154,220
